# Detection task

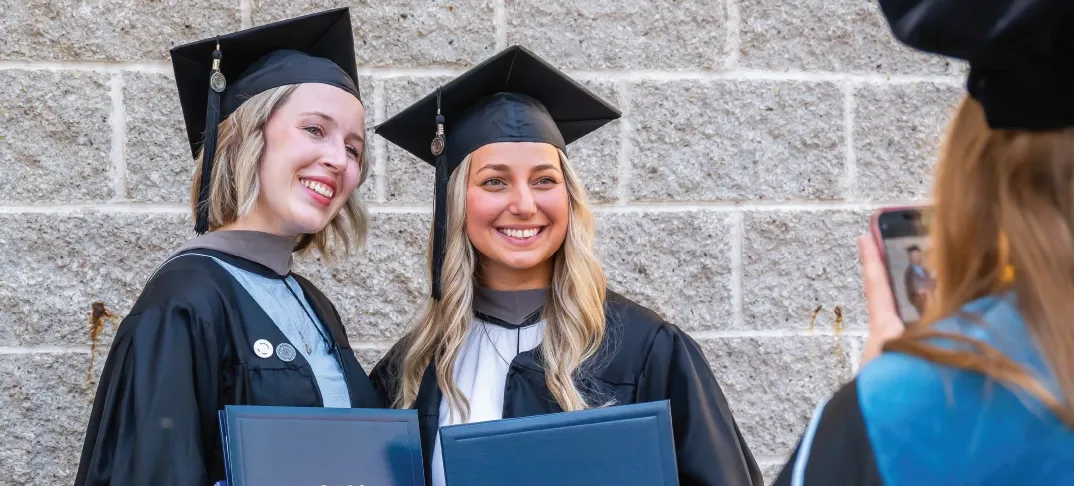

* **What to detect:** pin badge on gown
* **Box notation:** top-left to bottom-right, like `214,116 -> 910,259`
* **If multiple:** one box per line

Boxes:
276,343 -> 297,362
253,339 -> 273,358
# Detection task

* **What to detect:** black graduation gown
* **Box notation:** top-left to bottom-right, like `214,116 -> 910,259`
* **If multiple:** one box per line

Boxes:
770,380 -> 883,485
370,291 -> 763,486
75,249 -> 382,486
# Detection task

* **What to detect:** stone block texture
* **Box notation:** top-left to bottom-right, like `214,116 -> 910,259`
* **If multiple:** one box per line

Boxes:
739,0 -> 955,74
251,1 -> 497,67
854,82 -> 964,200
629,80 -> 845,202
0,70 -> 113,203
4,1 -> 954,483
743,210 -> 870,330
0,0 -> 240,61
506,0 -> 729,70
597,211 -> 733,331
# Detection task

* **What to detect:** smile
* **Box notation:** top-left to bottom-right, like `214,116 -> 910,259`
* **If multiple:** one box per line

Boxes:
300,178 -> 335,199
496,227 -> 544,240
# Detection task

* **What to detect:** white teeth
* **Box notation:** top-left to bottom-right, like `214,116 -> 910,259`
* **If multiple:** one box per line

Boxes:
499,228 -> 541,239
301,179 -> 334,199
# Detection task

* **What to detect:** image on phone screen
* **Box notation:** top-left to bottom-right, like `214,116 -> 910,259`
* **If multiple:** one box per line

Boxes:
877,209 -> 934,324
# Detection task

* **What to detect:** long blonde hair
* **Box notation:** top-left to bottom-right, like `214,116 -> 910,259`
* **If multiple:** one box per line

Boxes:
392,150 -> 608,421
189,84 -> 370,258
885,95 -> 1074,426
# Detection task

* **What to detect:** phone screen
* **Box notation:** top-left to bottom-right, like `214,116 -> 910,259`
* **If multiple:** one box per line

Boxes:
876,208 -> 934,324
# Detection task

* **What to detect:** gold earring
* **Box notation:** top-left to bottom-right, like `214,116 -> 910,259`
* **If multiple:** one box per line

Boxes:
1000,264 -> 1015,283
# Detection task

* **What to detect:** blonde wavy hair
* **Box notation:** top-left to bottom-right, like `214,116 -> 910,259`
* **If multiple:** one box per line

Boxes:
886,96 -> 1074,427
392,150 -> 607,421
189,84 -> 370,258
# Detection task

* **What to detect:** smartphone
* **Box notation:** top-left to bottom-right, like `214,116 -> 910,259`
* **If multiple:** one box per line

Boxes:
870,205 -> 933,324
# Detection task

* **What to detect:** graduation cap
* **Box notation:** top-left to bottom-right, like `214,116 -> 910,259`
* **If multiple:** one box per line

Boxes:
375,45 -> 621,300
170,8 -> 362,234
879,0 -> 1074,130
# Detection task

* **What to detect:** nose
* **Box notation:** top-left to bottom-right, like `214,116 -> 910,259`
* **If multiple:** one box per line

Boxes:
508,184 -> 537,218
320,141 -> 349,172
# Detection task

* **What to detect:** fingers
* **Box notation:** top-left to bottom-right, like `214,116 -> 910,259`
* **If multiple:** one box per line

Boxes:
857,235 -> 899,320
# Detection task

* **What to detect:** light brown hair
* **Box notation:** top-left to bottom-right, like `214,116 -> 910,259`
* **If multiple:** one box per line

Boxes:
885,95 -> 1074,426
189,84 -> 370,258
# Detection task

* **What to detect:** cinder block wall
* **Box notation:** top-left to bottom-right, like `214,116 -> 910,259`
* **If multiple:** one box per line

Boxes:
0,1 -> 963,483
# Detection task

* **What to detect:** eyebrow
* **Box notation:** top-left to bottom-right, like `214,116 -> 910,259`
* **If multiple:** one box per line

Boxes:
476,163 -> 561,174
299,111 -> 365,142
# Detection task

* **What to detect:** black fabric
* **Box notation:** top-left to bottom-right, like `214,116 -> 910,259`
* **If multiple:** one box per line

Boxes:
370,291 -> 763,486
878,0 -> 1074,130
170,7 -> 361,159
772,379 -> 884,486
473,309 -> 544,330
74,250 -> 381,486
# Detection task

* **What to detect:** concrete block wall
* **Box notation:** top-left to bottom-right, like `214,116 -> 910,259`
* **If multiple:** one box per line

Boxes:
0,1 -> 965,483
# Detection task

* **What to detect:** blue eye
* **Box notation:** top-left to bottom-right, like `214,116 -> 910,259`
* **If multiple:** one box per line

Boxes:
303,126 -> 324,137
482,178 -> 506,187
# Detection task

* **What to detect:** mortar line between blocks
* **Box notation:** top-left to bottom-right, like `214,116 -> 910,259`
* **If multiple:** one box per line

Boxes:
240,0 -> 253,29
755,455 -> 789,464
688,329 -> 869,339
351,340 -> 397,351
109,73 -> 128,200
0,61 -> 966,85
493,0 -> 508,49
0,346 -> 93,354
724,0 -> 741,69
849,337 -> 863,374
373,78 -> 388,202
730,213 -> 744,328
0,200 -> 927,215
843,82 -> 859,200
615,82 -> 633,204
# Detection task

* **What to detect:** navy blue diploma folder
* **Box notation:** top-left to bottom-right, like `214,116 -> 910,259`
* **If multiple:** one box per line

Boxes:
217,405 -> 425,486
439,400 -> 679,486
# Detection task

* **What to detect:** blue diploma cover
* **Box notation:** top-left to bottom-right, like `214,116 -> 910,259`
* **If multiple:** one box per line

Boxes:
217,405 -> 425,486
439,400 -> 679,486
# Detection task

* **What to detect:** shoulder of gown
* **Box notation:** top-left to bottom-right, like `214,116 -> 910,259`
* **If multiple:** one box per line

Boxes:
76,253 -> 238,486
603,290 -> 765,486
774,294 -> 1074,485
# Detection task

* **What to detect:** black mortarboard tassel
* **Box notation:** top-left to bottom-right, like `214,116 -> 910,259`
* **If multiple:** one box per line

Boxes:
431,88 -> 448,300
195,41 -> 225,235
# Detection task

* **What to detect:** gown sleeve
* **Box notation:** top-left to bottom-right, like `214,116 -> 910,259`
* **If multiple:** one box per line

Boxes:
637,323 -> 764,486
770,379 -> 883,486
75,298 -> 223,486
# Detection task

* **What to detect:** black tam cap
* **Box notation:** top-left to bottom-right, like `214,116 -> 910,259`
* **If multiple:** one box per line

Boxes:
878,0 -> 1074,130
375,45 -> 621,299
170,8 -> 361,234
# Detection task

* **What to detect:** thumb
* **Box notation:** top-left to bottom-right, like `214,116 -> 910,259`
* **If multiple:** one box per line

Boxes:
857,235 -> 902,331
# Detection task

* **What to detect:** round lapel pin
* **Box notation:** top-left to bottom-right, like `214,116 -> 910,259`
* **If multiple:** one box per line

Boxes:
253,339 -> 274,359
276,342 -> 297,362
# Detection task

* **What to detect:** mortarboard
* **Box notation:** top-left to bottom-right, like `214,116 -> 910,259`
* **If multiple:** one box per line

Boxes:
878,0 -> 1074,130
170,8 -> 362,234
375,45 -> 621,300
